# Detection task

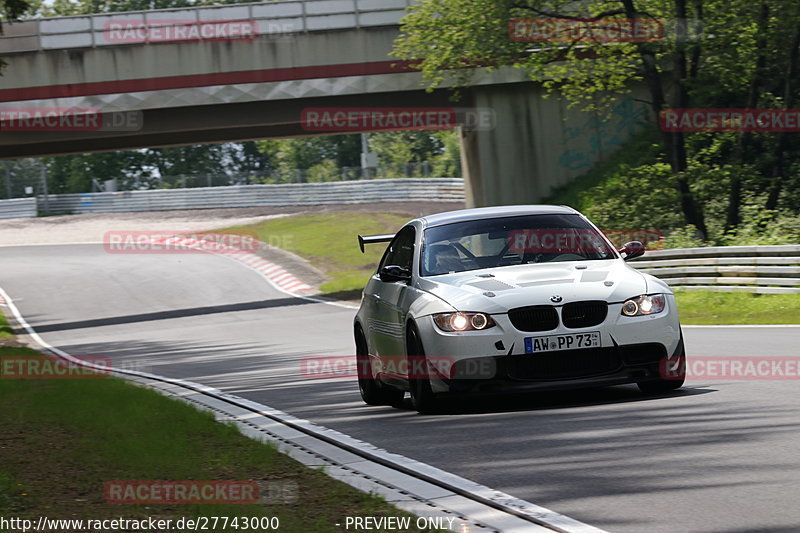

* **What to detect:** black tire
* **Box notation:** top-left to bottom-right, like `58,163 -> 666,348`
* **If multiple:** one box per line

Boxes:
406,324 -> 440,414
355,326 -> 404,406
637,339 -> 686,393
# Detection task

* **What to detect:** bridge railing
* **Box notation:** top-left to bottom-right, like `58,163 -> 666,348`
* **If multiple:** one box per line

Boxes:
0,0 -> 413,54
630,245 -> 800,294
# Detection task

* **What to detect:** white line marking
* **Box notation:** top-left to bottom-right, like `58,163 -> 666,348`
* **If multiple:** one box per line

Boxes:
0,241 -> 106,247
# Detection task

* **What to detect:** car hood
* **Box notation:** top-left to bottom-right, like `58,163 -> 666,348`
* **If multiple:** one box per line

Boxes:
415,260 -> 647,314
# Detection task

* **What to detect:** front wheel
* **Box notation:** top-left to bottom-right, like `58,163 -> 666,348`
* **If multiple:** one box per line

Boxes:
406,324 -> 441,414
355,327 -> 404,406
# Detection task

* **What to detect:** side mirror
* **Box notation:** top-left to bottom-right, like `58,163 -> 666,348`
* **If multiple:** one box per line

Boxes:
619,241 -> 645,261
379,265 -> 412,283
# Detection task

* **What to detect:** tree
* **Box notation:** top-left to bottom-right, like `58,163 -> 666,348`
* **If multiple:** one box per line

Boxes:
1,0 -> 29,26
395,0 -> 800,235
367,130 -> 460,177
1,0 -> 34,73
693,0 -> 800,229
46,150 -> 158,193
256,135 -> 361,182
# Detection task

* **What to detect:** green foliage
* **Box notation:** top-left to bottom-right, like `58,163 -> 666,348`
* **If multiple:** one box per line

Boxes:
720,209 -> 800,246
547,130 -> 800,247
395,0 -> 800,241
393,0 -> 516,95
306,159 -> 340,182
661,225 -> 708,249
393,0 -> 671,113
1,0 -> 29,21
255,131 -> 459,182
580,161 -> 684,231
545,130 -> 664,211
40,141 -> 271,193
1,0 -> 35,73
369,131 -> 446,165
0,311 -> 13,342
256,135 -> 361,182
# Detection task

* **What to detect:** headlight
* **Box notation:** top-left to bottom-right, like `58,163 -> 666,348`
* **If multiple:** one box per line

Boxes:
621,294 -> 666,317
433,312 -> 496,332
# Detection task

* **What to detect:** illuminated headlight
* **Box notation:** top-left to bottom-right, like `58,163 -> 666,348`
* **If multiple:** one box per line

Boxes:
433,312 -> 496,332
621,294 -> 666,317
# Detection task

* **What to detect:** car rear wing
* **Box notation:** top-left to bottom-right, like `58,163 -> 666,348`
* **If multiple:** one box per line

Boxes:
358,234 -> 394,253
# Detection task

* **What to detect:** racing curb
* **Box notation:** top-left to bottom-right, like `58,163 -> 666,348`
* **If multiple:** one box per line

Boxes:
0,285 -> 608,533
153,236 -> 314,293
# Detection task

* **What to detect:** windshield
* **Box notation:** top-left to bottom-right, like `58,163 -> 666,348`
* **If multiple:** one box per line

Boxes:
421,214 -> 617,276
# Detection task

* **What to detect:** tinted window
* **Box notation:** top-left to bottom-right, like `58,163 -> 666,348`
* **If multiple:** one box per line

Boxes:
422,214 -> 616,276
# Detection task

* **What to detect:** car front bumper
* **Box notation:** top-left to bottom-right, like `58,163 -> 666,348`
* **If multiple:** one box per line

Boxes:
415,297 -> 683,394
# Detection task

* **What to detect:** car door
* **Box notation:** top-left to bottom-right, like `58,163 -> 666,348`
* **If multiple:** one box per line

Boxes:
368,225 -> 416,367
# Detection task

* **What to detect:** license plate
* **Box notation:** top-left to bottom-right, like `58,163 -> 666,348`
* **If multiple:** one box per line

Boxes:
524,331 -> 601,354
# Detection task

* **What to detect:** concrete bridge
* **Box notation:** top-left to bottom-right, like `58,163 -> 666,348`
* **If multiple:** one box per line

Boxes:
0,0 -> 648,206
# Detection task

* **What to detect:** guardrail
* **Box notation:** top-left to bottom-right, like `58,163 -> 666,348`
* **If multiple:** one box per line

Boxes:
631,245 -> 800,294
0,0 -> 412,54
37,178 -> 464,214
0,197 -> 37,219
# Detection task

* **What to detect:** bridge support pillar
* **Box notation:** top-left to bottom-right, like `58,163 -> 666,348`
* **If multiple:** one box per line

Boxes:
460,83 -> 649,207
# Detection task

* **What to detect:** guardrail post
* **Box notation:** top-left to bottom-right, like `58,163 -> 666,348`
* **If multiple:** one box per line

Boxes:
2,162 -> 11,200
39,164 -> 49,213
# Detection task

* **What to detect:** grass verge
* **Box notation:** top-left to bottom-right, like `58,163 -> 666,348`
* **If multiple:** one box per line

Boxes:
0,311 -> 12,343
674,290 -> 800,325
0,313 -> 439,532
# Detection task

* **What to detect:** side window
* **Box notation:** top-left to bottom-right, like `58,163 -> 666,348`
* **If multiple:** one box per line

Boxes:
379,226 -> 416,272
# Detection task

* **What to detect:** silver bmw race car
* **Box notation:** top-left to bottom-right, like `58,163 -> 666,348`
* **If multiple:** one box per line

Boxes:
354,205 -> 686,413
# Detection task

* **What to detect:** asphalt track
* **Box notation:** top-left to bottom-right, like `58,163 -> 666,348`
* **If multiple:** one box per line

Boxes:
1,243 -> 798,533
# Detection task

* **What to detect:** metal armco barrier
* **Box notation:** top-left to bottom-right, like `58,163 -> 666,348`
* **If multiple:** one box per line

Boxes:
37,178 -> 465,214
631,245 -> 800,294
0,197 -> 37,219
